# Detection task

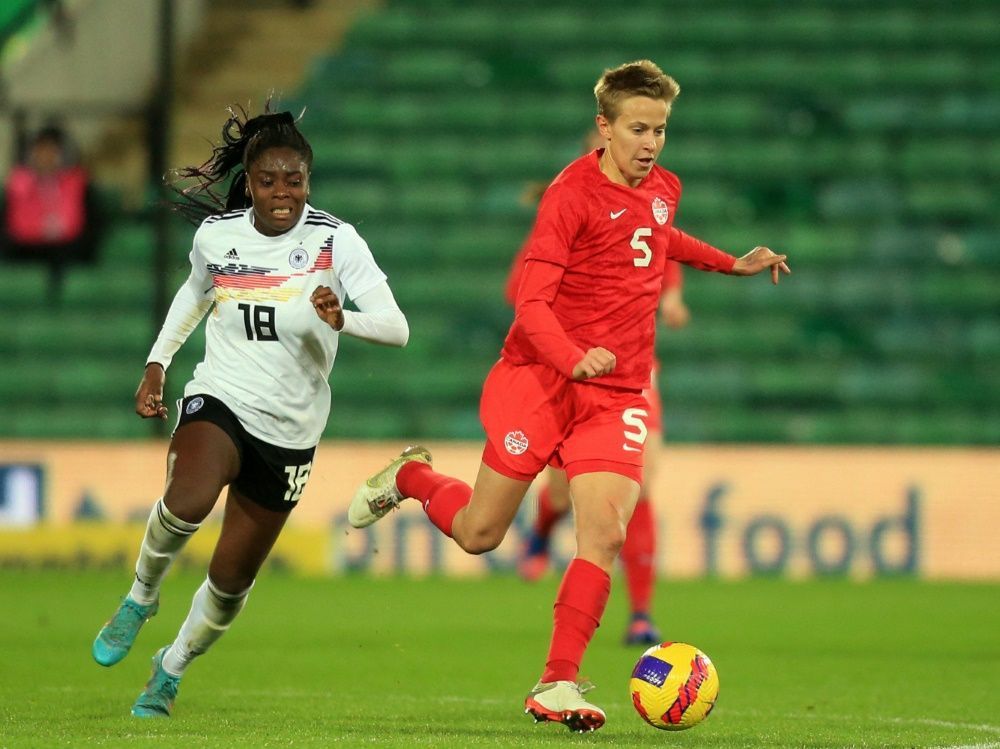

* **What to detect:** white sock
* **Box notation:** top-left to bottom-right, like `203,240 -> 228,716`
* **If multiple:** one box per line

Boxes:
128,499 -> 200,605
161,577 -> 252,677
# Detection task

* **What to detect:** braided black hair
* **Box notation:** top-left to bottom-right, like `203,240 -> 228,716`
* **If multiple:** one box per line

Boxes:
168,101 -> 312,225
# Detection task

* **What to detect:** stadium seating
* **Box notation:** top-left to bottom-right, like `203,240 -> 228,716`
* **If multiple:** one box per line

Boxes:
2,0 -> 997,443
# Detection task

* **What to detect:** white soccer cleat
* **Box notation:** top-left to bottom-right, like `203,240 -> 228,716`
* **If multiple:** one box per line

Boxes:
524,679 -> 606,733
347,445 -> 432,528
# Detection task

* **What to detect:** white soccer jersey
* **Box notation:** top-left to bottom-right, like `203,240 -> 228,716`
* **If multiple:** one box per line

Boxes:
148,205 -> 389,449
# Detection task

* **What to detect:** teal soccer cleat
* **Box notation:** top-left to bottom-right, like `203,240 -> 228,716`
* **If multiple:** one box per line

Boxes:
131,647 -> 181,718
92,595 -> 159,667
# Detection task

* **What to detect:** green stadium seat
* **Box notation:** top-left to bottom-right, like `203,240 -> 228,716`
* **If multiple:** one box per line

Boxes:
836,364 -> 933,406
310,136 -> 388,176
818,180 -> 902,221
410,405 -> 484,440
1,311 -> 149,356
377,50 -> 488,89
961,229 -> 1000,267
899,139 -> 979,178
391,270 -> 506,314
321,403 -> 413,440
780,224 -> 867,264
396,182 -> 476,219
915,272 -> 999,314
315,93 -> 419,130
0,263 -> 48,310
904,181 -> 994,222
100,222 -> 155,263
61,266 -> 155,310
308,181 -> 389,220
433,222 -> 530,267
662,312 -> 801,359
0,357 -> 55,402
4,403 -> 152,439
673,97 -> 776,134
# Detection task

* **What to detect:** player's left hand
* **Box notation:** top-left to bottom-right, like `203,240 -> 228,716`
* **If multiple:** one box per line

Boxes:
311,286 -> 345,330
731,247 -> 791,284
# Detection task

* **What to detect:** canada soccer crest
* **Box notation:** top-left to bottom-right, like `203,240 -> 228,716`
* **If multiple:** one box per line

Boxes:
504,430 -> 529,455
652,197 -> 670,225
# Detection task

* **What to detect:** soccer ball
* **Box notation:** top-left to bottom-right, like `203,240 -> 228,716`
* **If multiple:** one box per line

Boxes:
629,641 -> 719,731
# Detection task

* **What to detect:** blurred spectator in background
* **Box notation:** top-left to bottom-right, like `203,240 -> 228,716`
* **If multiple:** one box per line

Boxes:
2,124 -> 98,299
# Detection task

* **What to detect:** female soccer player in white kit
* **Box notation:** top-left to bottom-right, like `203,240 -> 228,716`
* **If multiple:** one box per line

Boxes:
91,106 -> 409,717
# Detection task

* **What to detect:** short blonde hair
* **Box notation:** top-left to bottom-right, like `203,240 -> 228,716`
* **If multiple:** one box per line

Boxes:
594,60 -> 680,122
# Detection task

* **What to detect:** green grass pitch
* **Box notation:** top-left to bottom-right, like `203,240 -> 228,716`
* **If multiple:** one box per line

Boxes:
1,570 -> 997,748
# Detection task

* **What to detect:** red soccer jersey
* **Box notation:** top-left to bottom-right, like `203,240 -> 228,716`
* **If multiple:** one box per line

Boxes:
506,240 -> 684,306
501,150 -> 734,390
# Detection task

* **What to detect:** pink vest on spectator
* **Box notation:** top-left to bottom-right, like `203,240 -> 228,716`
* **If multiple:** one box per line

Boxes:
5,165 -> 88,244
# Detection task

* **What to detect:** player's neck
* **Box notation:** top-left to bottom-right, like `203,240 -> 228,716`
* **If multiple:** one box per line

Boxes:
598,150 -> 641,188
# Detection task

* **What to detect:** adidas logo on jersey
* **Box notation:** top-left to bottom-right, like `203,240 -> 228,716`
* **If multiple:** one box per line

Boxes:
225,248 -> 240,260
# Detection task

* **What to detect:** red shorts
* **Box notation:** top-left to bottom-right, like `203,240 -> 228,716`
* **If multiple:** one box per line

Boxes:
479,359 -> 651,483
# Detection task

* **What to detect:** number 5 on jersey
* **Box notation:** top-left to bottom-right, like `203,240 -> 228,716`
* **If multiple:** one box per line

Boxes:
631,228 -> 653,267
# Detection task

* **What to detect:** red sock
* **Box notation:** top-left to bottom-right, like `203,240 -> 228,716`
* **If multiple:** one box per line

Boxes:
533,485 -> 566,539
620,497 -> 656,616
541,558 -> 611,683
396,462 -> 471,538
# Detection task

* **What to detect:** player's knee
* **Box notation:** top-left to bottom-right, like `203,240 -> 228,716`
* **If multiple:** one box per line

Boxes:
458,527 -> 504,555
581,525 -> 626,562
606,526 -> 627,557
161,486 -> 218,525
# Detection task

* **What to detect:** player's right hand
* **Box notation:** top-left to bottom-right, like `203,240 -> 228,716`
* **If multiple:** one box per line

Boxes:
135,362 -> 168,420
572,347 -> 617,380
311,285 -> 345,331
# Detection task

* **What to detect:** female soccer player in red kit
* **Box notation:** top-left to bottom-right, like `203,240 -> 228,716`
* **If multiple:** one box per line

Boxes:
505,137 -> 690,646
349,60 -> 790,733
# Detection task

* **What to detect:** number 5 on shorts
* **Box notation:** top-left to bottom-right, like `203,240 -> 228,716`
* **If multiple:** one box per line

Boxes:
283,462 -> 312,503
622,408 -> 648,452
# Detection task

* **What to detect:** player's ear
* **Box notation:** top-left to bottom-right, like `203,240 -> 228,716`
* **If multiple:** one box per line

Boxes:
595,114 -> 612,141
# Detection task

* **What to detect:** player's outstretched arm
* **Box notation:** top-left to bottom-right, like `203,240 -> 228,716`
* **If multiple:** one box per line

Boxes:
135,362 -> 168,420
731,246 -> 791,284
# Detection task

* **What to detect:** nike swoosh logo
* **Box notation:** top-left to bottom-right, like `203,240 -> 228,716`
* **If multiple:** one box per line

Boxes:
610,209 -> 627,219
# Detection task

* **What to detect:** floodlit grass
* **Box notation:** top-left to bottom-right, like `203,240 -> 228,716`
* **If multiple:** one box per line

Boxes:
1,570 -> 997,748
